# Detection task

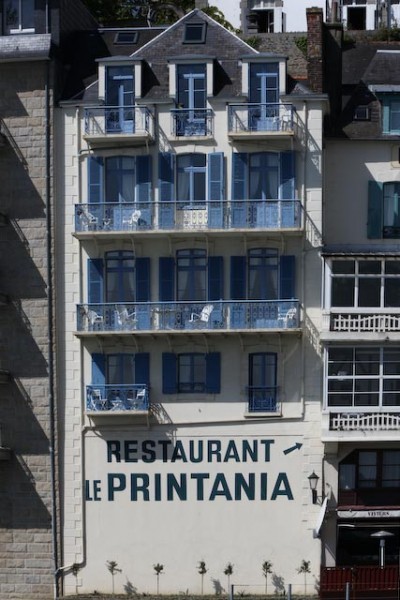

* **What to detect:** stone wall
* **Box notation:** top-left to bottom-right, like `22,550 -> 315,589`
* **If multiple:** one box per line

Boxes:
0,60 -> 55,599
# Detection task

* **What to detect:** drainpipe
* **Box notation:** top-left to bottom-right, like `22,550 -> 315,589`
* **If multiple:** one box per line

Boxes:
45,59 -> 59,600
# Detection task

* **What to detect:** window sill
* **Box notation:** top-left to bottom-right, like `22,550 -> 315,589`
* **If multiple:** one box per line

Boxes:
244,410 -> 281,419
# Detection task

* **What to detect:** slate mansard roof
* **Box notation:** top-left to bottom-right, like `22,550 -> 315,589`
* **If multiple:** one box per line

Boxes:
63,8 -> 318,104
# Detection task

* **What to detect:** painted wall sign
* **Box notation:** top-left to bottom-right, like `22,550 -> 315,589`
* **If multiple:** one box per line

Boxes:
85,437 -> 300,503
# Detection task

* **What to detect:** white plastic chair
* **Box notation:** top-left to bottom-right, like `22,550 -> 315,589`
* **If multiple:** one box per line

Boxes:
188,304 -> 214,325
89,389 -> 107,411
122,209 -> 141,229
83,308 -> 104,330
115,306 -> 137,329
78,209 -> 98,230
279,307 -> 297,328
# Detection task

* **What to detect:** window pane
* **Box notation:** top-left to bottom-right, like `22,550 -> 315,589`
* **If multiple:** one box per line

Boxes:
358,278 -> 381,307
332,278 -> 354,306
385,260 -> 400,274
358,261 -> 381,274
332,260 -> 355,274
328,394 -> 353,407
339,464 -> 356,490
384,278 -> 400,306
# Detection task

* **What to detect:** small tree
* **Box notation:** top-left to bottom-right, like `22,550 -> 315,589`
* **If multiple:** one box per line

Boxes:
297,559 -> 311,595
106,560 -> 122,595
198,560 -> 208,595
154,563 -> 164,595
262,560 -> 273,595
224,562 -> 234,591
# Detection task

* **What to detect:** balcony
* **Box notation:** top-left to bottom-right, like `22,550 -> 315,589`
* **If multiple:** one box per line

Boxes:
321,310 -> 400,341
76,300 -> 300,334
228,103 -> 298,141
86,384 -> 149,415
170,108 -> 213,139
74,199 -> 302,234
247,387 -> 279,414
322,409 -> 400,441
83,106 -> 154,146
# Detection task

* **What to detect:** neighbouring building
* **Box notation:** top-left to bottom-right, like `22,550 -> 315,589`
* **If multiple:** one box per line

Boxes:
57,7 -> 328,597
320,29 -> 400,598
0,0 -> 97,599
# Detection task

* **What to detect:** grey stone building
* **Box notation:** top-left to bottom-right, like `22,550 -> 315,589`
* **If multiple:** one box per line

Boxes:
0,1 -> 97,598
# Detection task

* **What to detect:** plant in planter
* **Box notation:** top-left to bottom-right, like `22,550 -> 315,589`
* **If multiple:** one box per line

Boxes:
153,563 -> 164,594
262,560 -> 273,596
198,560 -> 208,594
106,560 -> 122,595
224,563 -> 234,591
297,559 -> 311,595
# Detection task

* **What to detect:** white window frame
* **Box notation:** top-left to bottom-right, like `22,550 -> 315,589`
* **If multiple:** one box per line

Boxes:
5,0 -> 35,34
325,257 -> 400,310
324,346 -> 400,411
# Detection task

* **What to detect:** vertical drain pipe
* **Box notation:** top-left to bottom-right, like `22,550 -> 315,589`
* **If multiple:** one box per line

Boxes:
45,58 -> 59,600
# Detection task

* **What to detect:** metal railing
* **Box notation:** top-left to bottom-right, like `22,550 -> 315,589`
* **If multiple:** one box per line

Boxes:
86,384 -> 149,413
170,108 -> 214,137
84,105 -> 153,137
248,387 -> 278,412
74,199 -> 302,232
76,300 -> 300,333
228,102 -> 297,134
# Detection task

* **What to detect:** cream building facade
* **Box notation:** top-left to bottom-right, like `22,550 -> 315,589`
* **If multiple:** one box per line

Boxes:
57,8 -> 328,597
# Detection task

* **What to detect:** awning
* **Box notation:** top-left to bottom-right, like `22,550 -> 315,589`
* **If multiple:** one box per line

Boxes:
314,497 -> 328,538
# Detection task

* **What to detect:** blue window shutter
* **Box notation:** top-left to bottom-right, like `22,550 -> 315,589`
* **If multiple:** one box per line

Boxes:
208,256 -> 223,300
159,152 -> 175,202
230,256 -> 246,300
136,155 -> 152,203
136,257 -> 150,302
88,156 -> 104,203
206,352 -> 221,393
368,180 -> 383,239
88,259 -> 104,303
159,257 -> 175,301
280,255 -> 295,299
280,151 -> 295,199
162,353 -> 177,394
208,152 -> 224,200
135,353 -> 150,386
232,153 -> 248,200
92,353 -> 105,386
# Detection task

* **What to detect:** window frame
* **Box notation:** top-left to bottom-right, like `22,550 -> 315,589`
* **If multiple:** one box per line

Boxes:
5,0 -> 35,34
327,257 -> 400,309
177,353 -> 206,393
105,250 -> 135,303
176,248 -> 207,302
183,22 -> 207,44
325,346 -> 400,410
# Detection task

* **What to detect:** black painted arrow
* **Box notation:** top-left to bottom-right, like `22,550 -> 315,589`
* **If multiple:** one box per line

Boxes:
283,442 -> 302,455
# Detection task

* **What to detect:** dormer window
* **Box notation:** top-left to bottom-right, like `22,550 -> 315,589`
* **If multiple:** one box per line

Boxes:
382,95 -> 400,134
5,0 -> 34,34
183,22 -> 207,44
114,31 -> 138,46
105,66 -> 134,133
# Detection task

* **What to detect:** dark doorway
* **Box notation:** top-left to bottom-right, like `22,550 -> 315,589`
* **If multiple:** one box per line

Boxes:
347,7 -> 366,30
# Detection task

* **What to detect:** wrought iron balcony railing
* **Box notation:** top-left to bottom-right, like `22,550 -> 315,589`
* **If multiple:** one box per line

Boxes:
76,300 -> 300,333
86,384 -> 149,413
74,199 -> 302,232
84,105 -> 154,138
247,387 -> 279,413
170,108 -> 214,137
228,103 -> 298,135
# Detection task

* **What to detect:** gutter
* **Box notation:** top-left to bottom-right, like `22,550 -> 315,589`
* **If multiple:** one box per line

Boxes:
45,59 -> 59,600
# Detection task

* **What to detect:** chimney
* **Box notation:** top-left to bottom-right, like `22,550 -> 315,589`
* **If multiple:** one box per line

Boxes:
195,0 -> 208,9
306,7 -> 324,94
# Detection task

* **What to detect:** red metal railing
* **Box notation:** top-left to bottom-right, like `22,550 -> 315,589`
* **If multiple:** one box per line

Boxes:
320,566 -> 400,599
